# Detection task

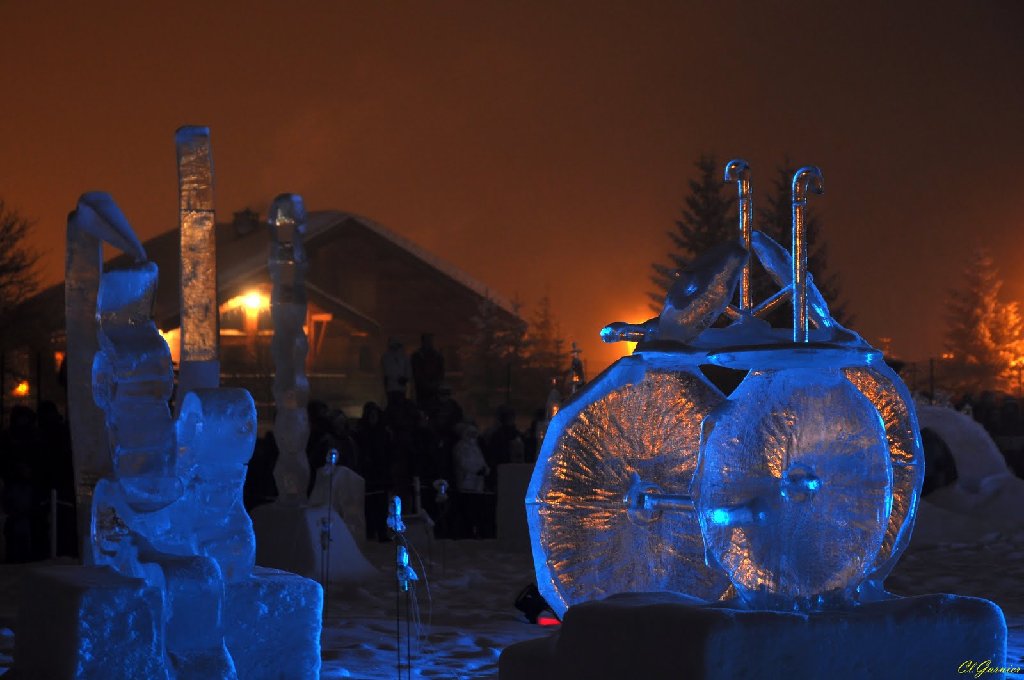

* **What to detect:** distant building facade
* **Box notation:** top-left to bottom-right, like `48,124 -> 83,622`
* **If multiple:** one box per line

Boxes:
7,210 -> 522,423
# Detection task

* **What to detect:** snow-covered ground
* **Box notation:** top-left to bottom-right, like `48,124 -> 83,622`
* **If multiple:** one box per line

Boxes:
0,532 -> 1017,679
0,404 -> 1021,678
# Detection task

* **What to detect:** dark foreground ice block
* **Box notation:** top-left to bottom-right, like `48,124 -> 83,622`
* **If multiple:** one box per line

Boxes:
500,591 -> 1008,680
224,567 -> 323,680
15,565 -> 168,680
14,565 -> 323,680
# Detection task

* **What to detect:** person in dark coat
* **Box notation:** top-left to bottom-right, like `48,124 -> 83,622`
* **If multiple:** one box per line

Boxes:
411,333 -> 445,411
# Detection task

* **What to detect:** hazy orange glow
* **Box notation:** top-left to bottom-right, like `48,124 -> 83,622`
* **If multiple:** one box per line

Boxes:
158,328 -> 181,365
11,381 -> 29,397
2,2 -> 1022,375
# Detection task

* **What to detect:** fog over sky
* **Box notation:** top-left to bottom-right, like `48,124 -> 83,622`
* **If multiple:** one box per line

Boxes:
2,1 -> 1022,371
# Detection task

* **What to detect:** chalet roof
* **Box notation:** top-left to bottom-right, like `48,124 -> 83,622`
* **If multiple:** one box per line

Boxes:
19,210 -> 519,340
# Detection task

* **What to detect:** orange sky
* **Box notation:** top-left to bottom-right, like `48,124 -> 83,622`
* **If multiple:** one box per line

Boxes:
2,1 -> 1023,374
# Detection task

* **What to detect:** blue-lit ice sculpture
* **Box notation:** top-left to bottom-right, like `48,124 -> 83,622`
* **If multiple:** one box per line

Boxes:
16,128 -> 322,680
528,160 -> 925,618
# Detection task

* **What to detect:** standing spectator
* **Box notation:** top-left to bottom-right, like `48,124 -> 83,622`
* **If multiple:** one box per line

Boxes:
453,422 -> 490,538
37,401 -> 77,557
411,333 -> 445,411
430,384 -> 464,482
1,406 -> 40,562
355,402 -> 393,541
381,337 -> 411,412
305,400 -> 332,496
482,404 -> 525,488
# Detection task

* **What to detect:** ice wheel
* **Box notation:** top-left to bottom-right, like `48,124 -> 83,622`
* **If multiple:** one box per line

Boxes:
527,352 -> 731,618
843,364 -> 924,589
694,368 -> 892,609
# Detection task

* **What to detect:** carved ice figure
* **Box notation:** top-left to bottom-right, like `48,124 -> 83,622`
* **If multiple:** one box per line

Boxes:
268,193 -> 311,499
68,191 -> 249,677
66,192 -> 149,552
600,239 -> 749,345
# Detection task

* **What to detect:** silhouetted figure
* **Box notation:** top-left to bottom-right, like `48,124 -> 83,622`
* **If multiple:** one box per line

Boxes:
411,333 -> 445,411
37,401 -> 78,557
453,422 -> 490,538
429,384 -> 464,482
244,431 -> 279,511
1,406 -> 41,562
381,337 -> 411,412
305,400 -> 333,496
356,402 -> 394,541
482,404 -> 524,488
524,407 -> 547,463
327,410 -> 360,471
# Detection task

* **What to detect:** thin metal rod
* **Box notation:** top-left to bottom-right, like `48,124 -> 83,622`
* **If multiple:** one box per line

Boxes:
752,287 -> 791,319
396,582 -> 401,679
405,589 -> 412,680
724,159 -> 753,310
642,492 -> 695,513
791,166 -> 824,342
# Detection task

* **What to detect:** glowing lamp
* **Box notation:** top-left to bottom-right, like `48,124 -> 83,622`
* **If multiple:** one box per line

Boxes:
11,380 -> 29,397
243,291 -> 267,311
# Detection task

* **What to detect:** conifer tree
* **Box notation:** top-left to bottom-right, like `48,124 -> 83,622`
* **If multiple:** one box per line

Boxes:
649,155 -> 735,308
526,293 -> 565,377
944,249 -> 1024,393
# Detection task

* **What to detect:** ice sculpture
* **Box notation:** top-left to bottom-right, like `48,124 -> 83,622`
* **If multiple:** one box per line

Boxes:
65,193 -> 148,551
19,132 -> 322,679
176,126 -> 221,400
267,194 -> 311,498
529,159 -> 925,617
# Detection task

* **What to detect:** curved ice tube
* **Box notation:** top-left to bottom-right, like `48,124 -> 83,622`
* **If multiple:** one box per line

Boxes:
724,159 -> 753,311
791,166 -> 824,342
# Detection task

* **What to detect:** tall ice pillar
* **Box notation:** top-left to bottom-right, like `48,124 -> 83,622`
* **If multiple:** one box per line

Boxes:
175,125 -> 220,401
268,194 -> 311,500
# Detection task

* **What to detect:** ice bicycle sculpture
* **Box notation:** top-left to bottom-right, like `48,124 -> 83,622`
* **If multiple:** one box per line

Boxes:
527,161 -> 924,616
506,161 -> 1008,679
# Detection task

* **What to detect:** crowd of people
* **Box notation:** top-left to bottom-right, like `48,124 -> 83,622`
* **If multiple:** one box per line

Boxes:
244,333 -> 550,541
0,333 -> 563,562
0,402 -> 77,562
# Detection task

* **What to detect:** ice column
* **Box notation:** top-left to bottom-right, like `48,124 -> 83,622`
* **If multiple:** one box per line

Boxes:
268,194 -> 311,499
723,159 -> 753,311
176,126 -> 220,399
65,193 -> 149,557
791,166 -> 823,342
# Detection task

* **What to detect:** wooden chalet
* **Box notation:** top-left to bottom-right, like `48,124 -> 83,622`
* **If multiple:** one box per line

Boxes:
5,210 -> 523,422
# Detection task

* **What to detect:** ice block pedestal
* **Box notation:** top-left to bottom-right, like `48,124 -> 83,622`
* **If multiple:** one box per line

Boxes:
251,502 -> 376,584
15,565 -> 169,680
224,568 -> 324,680
500,592 -> 1008,680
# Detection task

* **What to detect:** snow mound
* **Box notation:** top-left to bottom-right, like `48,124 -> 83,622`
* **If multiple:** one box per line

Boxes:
916,404 -> 1009,490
